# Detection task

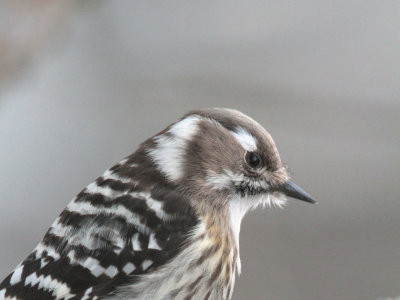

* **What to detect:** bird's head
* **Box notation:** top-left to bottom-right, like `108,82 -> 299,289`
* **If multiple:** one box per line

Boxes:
146,108 -> 316,217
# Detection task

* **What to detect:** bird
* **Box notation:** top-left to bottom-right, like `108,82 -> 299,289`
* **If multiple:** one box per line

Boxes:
0,108 -> 316,300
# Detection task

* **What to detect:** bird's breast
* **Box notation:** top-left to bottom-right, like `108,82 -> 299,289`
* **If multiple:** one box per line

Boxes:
108,220 -> 238,300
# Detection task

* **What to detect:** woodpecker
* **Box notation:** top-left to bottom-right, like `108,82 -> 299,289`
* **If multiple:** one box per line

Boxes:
0,108 -> 316,300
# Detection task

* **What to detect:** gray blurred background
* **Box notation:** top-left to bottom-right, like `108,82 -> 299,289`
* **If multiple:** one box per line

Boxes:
0,1 -> 399,299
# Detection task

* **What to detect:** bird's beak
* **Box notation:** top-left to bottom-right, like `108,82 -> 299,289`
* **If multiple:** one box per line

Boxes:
275,181 -> 317,204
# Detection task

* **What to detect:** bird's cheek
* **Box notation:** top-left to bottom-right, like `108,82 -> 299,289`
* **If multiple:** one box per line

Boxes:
204,172 -> 233,192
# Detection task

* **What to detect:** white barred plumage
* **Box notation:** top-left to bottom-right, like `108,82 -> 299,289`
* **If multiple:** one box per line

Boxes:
0,108 -> 315,300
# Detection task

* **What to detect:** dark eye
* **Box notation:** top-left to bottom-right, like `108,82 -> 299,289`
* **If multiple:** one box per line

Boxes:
245,151 -> 263,169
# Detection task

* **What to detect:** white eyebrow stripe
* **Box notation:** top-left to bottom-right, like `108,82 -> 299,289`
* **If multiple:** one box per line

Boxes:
231,127 -> 257,151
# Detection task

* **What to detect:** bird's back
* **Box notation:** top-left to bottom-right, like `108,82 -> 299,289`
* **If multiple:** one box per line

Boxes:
0,147 -> 199,299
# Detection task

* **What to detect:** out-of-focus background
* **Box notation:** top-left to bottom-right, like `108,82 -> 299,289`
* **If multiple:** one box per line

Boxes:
0,1 -> 399,299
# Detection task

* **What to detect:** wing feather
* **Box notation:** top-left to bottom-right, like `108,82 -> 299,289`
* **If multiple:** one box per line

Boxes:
0,152 -> 198,299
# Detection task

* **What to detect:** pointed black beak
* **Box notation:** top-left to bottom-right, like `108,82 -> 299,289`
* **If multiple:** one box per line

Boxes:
276,181 -> 317,204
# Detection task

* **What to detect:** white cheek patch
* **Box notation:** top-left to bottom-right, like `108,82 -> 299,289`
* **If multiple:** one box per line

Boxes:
148,116 -> 200,181
205,173 -> 231,190
205,169 -> 245,190
231,127 -> 257,152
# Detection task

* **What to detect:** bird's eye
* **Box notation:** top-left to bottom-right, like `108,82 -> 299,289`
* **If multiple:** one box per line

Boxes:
245,151 -> 263,169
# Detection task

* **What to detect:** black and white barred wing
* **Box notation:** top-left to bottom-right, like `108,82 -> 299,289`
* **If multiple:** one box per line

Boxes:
0,156 -> 198,299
